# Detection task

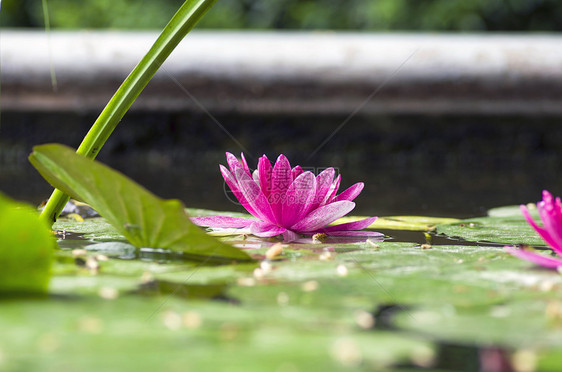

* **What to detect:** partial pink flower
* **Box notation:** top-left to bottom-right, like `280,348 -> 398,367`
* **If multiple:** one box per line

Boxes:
506,190 -> 562,268
191,153 -> 381,242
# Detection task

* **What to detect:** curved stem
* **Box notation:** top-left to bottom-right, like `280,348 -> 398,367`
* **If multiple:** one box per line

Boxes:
39,0 -> 218,226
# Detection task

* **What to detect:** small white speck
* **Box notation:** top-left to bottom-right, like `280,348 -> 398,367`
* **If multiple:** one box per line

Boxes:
182,311 -> 202,329
98,287 -> 119,300
162,311 -> 182,331
277,291 -> 289,306
301,280 -> 319,292
336,264 -> 348,277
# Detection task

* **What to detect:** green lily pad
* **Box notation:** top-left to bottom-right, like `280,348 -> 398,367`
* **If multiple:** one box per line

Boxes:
9,197 -> 562,369
0,294 -> 435,371
0,192 -> 54,295
487,203 -> 539,218
436,216 -> 544,246
30,144 -> 251,262
435,204 -> 546,246
54,217 -> 126,242
394,299 -> 562,349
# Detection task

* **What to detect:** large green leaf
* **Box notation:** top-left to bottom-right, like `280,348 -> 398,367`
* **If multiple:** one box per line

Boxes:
30,144 -> 251,262
0,192 -> 54,295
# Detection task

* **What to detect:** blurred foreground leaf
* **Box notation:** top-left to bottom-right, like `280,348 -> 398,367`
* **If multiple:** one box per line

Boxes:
0,192 -> 54,295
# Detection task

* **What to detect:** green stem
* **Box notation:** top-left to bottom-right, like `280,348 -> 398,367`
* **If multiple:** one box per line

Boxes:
42,0 -> 58,91
39,0 -> 218,226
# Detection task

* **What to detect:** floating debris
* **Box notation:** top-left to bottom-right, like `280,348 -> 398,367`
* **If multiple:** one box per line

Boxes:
236,277 -> 256,287
421,244 -> 432,250
511,349 -> 537,372
336,264 -> 349,277
72,249 -> 87,257
183,311 -> 203,329
265,243 -> 284,259
162,311 -> 182,331
141,271 -> 154,284
331,337 -> 362,367
539,280 -> 555,292
253,268 -> 265,280
85,257 -> 100,272
260,260 -> 273,273
301,280 -> 319,292
277,292 -> 290,306
98,287 -> 119,300
366,239 -> 379,250
319,250 -> 335,261
354,310 -> 375,329
312,233 -> 328,244
96,254 -> 109,262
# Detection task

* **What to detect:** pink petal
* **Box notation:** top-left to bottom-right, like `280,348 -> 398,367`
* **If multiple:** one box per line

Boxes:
333,182 -> 364,202
240,153 -> 251,175
322,216 -> 378,232
506,247 -> 562,269
270,154 -> 292,221
311,168 -> 335,209
281,171 -> 317,227
325,174 -> 341,204
235,168 -> 277,224
190,216 -> 255,228
250,221 -> 286,238
292,165 -> 304,180
291,200 -> 356,232
537,194 -> 562,254
282,230 -> 300,242
325,230 -> 384,237
521,204 -> 562,256
226,152 -> 244,174
220,165 -> 259,218
258,155 -> 272,197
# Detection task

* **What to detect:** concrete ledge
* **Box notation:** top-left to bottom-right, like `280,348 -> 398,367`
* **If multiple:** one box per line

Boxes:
2,30 -> 562,115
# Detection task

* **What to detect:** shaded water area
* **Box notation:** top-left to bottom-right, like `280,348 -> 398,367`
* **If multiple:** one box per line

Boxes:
2,111 -> 561,218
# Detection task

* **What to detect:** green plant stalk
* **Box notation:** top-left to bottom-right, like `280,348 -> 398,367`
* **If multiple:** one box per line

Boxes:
39,0 -> 218,227
42,0 -> 58,91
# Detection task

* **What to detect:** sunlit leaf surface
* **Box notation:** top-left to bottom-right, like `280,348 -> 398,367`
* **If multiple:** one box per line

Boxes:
6,186 -> 562,370
30,144 -> 251,262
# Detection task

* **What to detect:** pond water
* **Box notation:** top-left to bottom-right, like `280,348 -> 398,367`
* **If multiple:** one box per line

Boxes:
2,111 -> 562,218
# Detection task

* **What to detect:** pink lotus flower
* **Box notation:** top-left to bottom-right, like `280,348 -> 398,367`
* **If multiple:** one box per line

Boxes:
191,153 -> 381,242
506,190 -> 562,268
